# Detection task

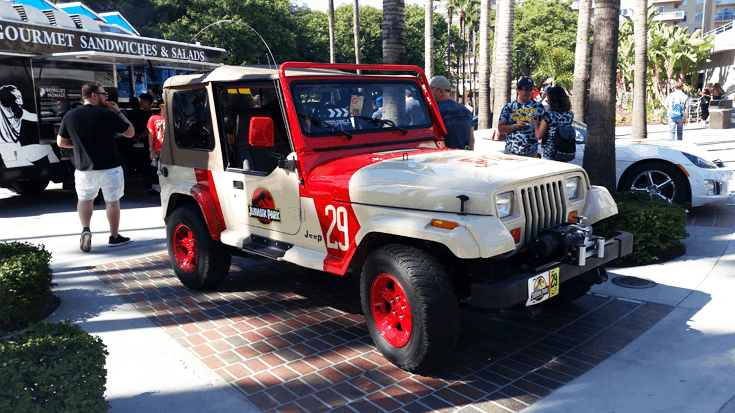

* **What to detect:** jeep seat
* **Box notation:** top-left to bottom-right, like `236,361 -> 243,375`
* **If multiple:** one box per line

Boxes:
233,108 -> 270,169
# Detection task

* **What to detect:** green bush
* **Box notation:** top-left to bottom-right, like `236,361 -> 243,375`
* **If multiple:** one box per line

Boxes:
0,321 -> 108,413
595,191 -> 689,266
0,242 -> 55,334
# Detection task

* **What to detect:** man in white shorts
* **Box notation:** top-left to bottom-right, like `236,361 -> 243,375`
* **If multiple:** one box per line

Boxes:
57,83 -> 135,252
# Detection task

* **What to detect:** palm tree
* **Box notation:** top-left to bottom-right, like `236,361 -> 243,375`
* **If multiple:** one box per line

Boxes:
328,0 -> 336,63
477,0 -> 492,129
445,0 -> 458,81
632,0 -> 647,139
491,0 -> 515,129
383,0 -> 407,121
571,0 -> 591,123
425,0 -> 434,78
583,0 -> 620,194
353,0 -> 361,65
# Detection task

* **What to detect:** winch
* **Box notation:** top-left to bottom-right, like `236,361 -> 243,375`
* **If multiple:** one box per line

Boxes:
528,216 -> 605,266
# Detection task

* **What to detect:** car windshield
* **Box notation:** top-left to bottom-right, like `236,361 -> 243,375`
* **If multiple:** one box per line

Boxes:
290,80 -> 432,138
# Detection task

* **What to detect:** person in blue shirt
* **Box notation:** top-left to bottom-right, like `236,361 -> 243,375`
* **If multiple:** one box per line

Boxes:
498,77 -> 545,157
429,76 -> 474,149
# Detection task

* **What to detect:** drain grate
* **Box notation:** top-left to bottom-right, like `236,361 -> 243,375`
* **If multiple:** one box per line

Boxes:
611,276 -> 657,289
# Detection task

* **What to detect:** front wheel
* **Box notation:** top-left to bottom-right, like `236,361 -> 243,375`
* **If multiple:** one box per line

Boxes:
620,161 -> 688,204
360,244 -> 459,372
166,204 -> 231,290
10,178 -> 50,194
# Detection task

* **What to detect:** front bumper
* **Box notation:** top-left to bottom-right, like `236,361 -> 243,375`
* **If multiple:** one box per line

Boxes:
470,231 -> 633,309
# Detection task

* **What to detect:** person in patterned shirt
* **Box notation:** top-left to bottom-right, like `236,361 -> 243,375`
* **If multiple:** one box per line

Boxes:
498,77 -> 545,157
535,86 -> 574,160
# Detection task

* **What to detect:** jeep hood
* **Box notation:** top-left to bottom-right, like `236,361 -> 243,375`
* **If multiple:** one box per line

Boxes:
310,149 -> 582,216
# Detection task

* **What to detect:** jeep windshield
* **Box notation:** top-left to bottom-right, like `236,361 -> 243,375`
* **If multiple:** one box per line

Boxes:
290,80 -> 432,138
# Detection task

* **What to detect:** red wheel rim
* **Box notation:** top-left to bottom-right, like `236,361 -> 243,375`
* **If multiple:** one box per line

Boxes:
370,274 -> 412,348
172,223 -> 198,274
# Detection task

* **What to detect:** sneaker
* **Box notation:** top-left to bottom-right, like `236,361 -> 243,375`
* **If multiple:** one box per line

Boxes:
80,229 -> 92,252
109,234 -> 131,247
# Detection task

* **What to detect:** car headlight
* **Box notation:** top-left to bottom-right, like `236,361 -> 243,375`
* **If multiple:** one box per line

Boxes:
495,191 -> 513,218
682,152 -> 717,169
566,177 -> 581,200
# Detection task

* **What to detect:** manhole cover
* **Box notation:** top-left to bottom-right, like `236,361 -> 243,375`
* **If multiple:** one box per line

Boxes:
611,276 -> 657,289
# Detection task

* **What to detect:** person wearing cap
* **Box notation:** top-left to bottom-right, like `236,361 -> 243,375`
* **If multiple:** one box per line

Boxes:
429,76 -> 474,150
540,85 -> 551,111
498,77 -> 545,157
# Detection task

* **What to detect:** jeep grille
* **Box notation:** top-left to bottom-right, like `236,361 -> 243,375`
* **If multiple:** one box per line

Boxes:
520,181 -> 566,243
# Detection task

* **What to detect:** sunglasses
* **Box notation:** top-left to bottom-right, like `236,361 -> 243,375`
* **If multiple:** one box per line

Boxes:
519,88 -> 535,92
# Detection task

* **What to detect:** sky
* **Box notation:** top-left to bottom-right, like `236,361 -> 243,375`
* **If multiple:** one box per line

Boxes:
293,0 -> 427,13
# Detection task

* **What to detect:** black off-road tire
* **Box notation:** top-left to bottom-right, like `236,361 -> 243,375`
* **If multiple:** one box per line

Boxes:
166,204 -> 231,290
10,178 -> 50,194
360,244 -> 459,372
619,161 -> 688,204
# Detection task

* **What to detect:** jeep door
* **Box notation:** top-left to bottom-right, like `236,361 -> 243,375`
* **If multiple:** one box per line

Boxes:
216,84 -> 301,236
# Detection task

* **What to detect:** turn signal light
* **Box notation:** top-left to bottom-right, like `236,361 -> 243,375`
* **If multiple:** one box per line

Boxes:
431,219 -> 459,229
567,211 -> 578,222
510,228 -> 521,243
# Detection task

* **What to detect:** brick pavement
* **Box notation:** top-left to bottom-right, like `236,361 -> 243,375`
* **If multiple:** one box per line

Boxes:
92,255 -> 674,412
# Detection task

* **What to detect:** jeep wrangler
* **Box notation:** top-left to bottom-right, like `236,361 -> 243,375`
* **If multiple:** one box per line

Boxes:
157,62 -> 632,372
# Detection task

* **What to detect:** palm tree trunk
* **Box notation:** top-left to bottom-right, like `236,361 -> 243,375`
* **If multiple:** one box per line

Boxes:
571,0 -> 591,123
353,0 -> 361,65
425,0 -> 434,78
491,0 -> 514,129
383,0 -> 407,122
478,0 -> 492,129
460,12 -> 466,103
447,5 -> 453,81
632,0 -> 647,139
328,0 -> 336,63
583,0 -> 620,194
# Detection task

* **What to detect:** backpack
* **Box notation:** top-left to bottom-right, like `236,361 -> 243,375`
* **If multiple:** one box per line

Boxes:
552,125 -> 576,162
670,102 -> 683,120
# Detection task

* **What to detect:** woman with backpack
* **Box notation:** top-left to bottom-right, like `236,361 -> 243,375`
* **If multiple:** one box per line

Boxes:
534,86 -> 575,162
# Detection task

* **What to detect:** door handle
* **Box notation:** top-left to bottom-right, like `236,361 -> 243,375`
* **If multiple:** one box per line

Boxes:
233,181 -> 243,190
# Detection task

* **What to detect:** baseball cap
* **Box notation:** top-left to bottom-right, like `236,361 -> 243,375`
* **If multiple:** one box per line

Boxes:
517,77 -> 534,89
430,76 -> 452,91
542,85 -> 551,92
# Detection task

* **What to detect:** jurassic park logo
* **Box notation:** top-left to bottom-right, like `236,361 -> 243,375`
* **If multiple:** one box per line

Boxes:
248,187 -> 281,225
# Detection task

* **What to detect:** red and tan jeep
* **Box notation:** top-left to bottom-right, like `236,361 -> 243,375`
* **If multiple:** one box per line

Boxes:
157,62 -> 632,372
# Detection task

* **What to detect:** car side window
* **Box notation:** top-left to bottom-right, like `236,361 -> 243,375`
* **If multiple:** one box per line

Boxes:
172,89 -> 214,150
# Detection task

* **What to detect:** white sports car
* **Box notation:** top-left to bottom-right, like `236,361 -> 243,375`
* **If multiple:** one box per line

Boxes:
474,122 -> 733,207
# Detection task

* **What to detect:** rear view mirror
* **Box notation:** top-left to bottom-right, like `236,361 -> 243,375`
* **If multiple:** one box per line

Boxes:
249,117 -> 274,147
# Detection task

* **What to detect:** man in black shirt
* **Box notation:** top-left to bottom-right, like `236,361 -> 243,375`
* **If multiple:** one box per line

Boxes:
57,83 -> 135,252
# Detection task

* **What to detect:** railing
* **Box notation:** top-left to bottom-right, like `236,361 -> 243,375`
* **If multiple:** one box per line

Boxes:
705,20 -> 733,36
716,0 -> 735,5
715,12 -> 735,22
652,10 -> 686,20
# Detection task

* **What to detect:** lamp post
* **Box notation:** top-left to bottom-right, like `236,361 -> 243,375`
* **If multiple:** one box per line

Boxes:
513,49 -> 522,81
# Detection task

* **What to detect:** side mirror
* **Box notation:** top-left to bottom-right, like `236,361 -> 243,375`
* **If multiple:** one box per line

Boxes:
249,117 -> 274,147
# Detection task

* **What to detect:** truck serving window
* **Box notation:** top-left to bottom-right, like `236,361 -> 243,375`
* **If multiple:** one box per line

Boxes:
291,80 -> 431,137
172,89 -> 214,151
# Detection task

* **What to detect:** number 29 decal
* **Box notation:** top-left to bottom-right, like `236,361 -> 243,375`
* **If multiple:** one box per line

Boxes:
325,205 -> 349,251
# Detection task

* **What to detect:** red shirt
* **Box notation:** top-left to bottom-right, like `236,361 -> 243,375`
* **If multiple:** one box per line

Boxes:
147,114 -> 165,153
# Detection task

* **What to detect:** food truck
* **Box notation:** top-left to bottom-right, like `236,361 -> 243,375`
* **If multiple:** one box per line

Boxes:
0,0 -> 227,193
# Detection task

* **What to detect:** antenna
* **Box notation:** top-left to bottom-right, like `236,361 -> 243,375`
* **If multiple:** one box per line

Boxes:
173,19 -> 278,75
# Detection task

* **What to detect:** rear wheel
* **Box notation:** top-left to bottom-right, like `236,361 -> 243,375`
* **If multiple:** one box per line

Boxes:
360,244 -> 459,372
166,204 -> 231,290
10,179 -> 50,194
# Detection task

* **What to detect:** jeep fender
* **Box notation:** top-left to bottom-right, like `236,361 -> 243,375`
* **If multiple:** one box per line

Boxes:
353,207 -> 516,259
581,186 -> 618,225
164,180 -> 226,241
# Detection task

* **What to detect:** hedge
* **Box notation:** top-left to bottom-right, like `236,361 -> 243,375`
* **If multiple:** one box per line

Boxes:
595,191 -> 689,266
0,321 -> 108,413
0,242 -> 55,334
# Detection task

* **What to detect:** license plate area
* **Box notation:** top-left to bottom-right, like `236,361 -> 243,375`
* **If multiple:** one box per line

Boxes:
526,268 -> 560,306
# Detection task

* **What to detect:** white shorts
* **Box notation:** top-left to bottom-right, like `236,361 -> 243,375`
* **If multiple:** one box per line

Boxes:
75,166 -> 124,202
